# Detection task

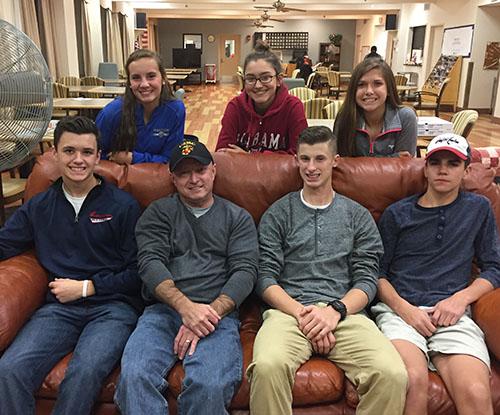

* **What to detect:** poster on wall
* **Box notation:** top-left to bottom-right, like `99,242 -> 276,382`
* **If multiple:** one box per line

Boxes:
442,24 -> 474,57
483,42 -> 500,70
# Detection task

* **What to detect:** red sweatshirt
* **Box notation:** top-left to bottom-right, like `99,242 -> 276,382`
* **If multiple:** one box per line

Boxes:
216,85 -> 308,155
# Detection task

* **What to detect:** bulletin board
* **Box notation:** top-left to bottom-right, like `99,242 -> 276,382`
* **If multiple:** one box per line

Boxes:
442,25 -> 474,57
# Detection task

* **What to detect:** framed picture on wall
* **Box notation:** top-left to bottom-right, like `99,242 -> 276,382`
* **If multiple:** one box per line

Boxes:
183,33 -> 202,51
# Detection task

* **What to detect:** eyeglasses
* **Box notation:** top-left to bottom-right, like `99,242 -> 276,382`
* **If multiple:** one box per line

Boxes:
243,74 -> 277,85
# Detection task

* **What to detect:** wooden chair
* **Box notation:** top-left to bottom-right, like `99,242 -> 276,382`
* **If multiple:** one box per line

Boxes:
326,71 -> 346,99
413,78 -> 450,117
306,72 -> 316,89
394,75 -> 410,100
451,110 -> 479,138
80,76 -> 105,98
394,75 -> 408,86
291,69 -> 300,79
0,171 -> 26,226
315,66 -> 329,95
52,82 -> 77,120
289,87 -> 316,102
323,100 -> 344,119
57,76 -> 80,97
236,72 -> 244,92
303,98 -> 331,119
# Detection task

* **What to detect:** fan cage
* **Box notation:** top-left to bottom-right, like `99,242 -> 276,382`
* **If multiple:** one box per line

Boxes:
0,19 -> 53,171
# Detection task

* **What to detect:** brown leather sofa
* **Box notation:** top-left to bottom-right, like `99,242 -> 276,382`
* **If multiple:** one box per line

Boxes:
1,151 -> 499,415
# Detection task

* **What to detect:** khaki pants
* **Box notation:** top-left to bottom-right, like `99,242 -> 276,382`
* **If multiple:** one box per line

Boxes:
247,307 -> 407,415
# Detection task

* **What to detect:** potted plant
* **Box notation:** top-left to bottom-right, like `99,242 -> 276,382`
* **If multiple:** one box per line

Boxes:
329,33 -> 342,47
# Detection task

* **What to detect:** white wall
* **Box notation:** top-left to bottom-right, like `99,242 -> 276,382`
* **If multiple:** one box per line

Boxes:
390,0 -> 500,110
0,0 -> 22,27
468,5 -> 500,109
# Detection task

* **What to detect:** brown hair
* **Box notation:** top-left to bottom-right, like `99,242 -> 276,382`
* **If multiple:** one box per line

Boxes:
333,58 -> 401,157
243,40 -> 282,77
112,49 -> 175,153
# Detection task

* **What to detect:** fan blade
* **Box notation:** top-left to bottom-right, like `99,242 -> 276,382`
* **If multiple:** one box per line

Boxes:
282,6 -> 307,12
254,6 -> 273,9
269,17 -> 285,22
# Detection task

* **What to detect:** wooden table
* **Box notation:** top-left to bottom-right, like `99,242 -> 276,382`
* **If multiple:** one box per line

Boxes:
166,74 -> 189,81
68,86 -> 125,96
165,68 -> 197,74
103,79 -> 127,86
397,85 -> 418,93
53,98 -> 114,110
52,98 -> 114,118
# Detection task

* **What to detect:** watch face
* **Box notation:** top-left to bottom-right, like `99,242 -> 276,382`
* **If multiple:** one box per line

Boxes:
207,34 -> 215,43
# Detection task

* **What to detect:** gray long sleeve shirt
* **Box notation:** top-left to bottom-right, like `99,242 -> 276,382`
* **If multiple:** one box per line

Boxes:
257,191 -> 383,305
136,193 -> 258,307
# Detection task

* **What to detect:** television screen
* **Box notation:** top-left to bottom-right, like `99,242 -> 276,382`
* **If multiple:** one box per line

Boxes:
172,48 -> 201,68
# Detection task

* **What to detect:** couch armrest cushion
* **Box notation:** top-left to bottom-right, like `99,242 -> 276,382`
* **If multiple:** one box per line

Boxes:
473,288 -> 500,361
0,252 -> 48,351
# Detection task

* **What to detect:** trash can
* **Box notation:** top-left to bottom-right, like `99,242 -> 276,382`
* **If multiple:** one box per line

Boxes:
205,64 -> 216,84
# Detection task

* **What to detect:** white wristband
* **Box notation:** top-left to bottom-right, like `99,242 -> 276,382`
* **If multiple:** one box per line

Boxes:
82,280 -> 89,298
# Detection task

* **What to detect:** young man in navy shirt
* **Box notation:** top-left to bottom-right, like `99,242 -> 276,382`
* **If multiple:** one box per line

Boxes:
373,133 -> 500,415
0,116 -> 142,414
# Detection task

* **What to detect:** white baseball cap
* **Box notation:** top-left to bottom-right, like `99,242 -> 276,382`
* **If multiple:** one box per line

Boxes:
426,133 -> 470,161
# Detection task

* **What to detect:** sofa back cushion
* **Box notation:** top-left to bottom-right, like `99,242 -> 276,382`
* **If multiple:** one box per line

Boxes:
26,152 -> 500,230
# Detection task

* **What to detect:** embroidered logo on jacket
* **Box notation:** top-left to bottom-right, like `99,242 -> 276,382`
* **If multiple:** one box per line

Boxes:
153,128 -> 170,138
89,211 -> 113,223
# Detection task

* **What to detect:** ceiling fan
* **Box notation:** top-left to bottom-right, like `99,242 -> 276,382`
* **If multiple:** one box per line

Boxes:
254,7 -> 285,22
255,0 -> 306,13
249,19 -> 274,28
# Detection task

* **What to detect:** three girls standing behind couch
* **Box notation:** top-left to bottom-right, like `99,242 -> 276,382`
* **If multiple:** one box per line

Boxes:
96,49 -> 185,165
216,41 -> 308,155
334,58 -> 417,157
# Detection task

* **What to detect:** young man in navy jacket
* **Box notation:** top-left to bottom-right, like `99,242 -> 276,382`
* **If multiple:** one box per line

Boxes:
0,116 -> 143,415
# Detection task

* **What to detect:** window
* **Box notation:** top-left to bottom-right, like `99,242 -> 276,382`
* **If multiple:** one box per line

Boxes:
408,25 -> 426,65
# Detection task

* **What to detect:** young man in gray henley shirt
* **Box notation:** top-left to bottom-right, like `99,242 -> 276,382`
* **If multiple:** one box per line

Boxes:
115,139 -> 259,414
372,134 -> 500,415
247,126 -> 407,415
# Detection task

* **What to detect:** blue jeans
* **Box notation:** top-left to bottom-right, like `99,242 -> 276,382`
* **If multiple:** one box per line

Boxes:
0,300 -> 138,415
115,303 -> 242,415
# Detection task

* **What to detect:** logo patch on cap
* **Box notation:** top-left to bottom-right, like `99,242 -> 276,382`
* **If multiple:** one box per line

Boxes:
180,141 -> 195,156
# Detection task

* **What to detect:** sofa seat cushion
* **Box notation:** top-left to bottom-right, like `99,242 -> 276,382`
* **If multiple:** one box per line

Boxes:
35,354 -> 119,403
167,357 -> 345,409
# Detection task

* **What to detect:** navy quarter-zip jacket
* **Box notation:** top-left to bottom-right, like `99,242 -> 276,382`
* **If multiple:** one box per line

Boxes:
0,176 -> 143,310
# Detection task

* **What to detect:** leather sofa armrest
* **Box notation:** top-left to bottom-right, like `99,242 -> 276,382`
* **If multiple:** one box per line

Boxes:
0,251 -> 48,351
473,288 -> 500,361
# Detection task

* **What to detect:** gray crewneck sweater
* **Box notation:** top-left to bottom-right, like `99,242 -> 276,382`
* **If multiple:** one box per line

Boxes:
136,193 -> 258,306
257,191 -> 383,305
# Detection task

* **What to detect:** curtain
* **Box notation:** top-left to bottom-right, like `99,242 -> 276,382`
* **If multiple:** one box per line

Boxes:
110,12 -> 124,74
20,0 -> 41,49
38,0 -> 59,78
103,8 -> 112,64
120,12 -> 131,71
80,0 -> 92,76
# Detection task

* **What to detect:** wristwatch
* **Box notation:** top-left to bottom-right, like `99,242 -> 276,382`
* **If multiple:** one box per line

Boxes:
328,299 -> 347,321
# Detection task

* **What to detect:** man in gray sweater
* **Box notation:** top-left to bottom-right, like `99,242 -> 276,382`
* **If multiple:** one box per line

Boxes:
115,139 -> 259,414
247,126 -> 407,415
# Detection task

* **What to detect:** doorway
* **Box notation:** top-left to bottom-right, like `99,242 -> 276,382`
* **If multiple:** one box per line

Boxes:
426,25 -> 444,77
219,34 -> 241,83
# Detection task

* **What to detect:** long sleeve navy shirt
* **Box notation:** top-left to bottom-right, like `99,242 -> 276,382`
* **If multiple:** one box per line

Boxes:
378,192 -> 500,307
